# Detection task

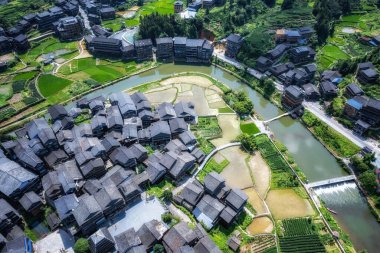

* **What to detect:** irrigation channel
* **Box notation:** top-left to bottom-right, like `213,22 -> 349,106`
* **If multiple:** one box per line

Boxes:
66,64 -> 380,252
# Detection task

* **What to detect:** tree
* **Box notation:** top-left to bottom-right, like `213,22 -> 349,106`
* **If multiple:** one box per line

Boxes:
74,238 -> 90,253
153,244 -> 165,253
281,0 -> 294,10
263,79 -> 275,98
161,213 -> 173,224
237,134 -> 257,152
162,190 -> 173,201
138,0 -> 144,6
359,171 -> 377,195
264,0 -> 276,8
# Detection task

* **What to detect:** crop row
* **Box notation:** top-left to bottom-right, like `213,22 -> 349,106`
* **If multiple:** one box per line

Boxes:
282,218 -> 314,236
280,235 -> 325,253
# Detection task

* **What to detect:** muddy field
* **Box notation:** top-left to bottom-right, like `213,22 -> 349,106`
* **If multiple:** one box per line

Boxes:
210,114 -> 241,146
244,188 -> 268,215
266,189 -> 314,219
249,153 -> 271,199
247,216 -> 274,235
219,146 -> 252,189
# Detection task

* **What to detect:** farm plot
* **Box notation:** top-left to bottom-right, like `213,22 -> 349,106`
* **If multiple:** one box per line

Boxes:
197,157 -> 229,182
59,57 -> 141,84
241,235 -> 276,253
190,116 -> 222,139
279,218 -> 329,253
279,235 -> 325,253
254,135 -> 297,189
37,74 -> 73,97
19,37 -> 78,63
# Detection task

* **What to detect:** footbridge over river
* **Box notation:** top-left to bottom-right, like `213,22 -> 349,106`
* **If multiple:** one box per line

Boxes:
306,175 -> 357,189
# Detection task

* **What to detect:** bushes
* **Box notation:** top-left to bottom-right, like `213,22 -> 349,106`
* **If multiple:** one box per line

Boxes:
73,238 -> 90,253
12,80 -> 26,93
223,91 -> 253,116
237,133 -> 257,152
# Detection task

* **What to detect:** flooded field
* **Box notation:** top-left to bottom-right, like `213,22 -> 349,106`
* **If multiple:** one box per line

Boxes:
219,146 -> 252,189
247,216 -> 274,235
244,188 -> 268,214
211,114 -> 241,146
145,87 -> 177,104
266,189 -> 314,219
249,152 -> 271,198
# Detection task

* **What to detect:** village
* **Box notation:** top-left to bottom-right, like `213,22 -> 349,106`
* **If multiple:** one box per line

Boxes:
0,0 -> 380,253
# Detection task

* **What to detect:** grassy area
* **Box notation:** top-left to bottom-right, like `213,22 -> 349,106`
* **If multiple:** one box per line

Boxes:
37,74 -> 73,97
196,134 -> 215,155
18,37 -> 78,63
190,116 -> 222,139
218,107 -> 234,113
209,211 -> 253,253
146,179 -> 174,198
59,57 -> 148,84
240,122 -> 260,135
0,0 -> 52,28
316,11 -> 380,70
302,110 -> 361,157
103,0 -> 175,29
197,158 -> 230,182
13,71 -> 37,81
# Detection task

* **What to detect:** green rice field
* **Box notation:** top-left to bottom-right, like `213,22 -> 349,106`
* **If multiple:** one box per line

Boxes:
37,74 -> 73,97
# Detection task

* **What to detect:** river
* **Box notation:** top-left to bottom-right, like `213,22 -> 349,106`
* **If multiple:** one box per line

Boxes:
70,63 -> 380,252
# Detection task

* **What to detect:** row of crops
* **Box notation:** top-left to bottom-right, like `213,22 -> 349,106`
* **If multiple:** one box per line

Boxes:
280,235 -> 326,253
282,218 -> 315,237
280,218 -> 325,253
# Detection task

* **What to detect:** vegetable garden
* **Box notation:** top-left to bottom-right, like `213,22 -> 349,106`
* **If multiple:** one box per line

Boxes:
279,218 -> 325,253
190,116 -> 222,140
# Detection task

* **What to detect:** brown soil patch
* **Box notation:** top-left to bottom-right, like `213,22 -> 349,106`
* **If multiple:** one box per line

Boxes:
212,153 -> 226,164
161,76 -> 212,88
220,146 -> 252,189
249,153 -> 271,199
145,87 -> 177,104
244,188 -> 268,214
266,189 -> 314,219
9,93 -> 23,104
211,114 -> 241,146
247,217 -> 274,235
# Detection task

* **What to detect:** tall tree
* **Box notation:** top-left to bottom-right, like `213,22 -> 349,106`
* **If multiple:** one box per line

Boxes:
264,0 -> 276,8
281,0 -> 295,10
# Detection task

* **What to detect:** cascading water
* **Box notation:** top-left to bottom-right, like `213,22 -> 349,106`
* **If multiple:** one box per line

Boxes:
314,182 -> 380,253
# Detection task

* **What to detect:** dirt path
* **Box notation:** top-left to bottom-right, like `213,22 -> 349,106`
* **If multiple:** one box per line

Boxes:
249,153 -> 271,199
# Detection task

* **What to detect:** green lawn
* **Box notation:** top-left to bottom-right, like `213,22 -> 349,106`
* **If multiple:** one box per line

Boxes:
240,122 -> 260,135
218,107 -> 234,113
38,74 -> 73,97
